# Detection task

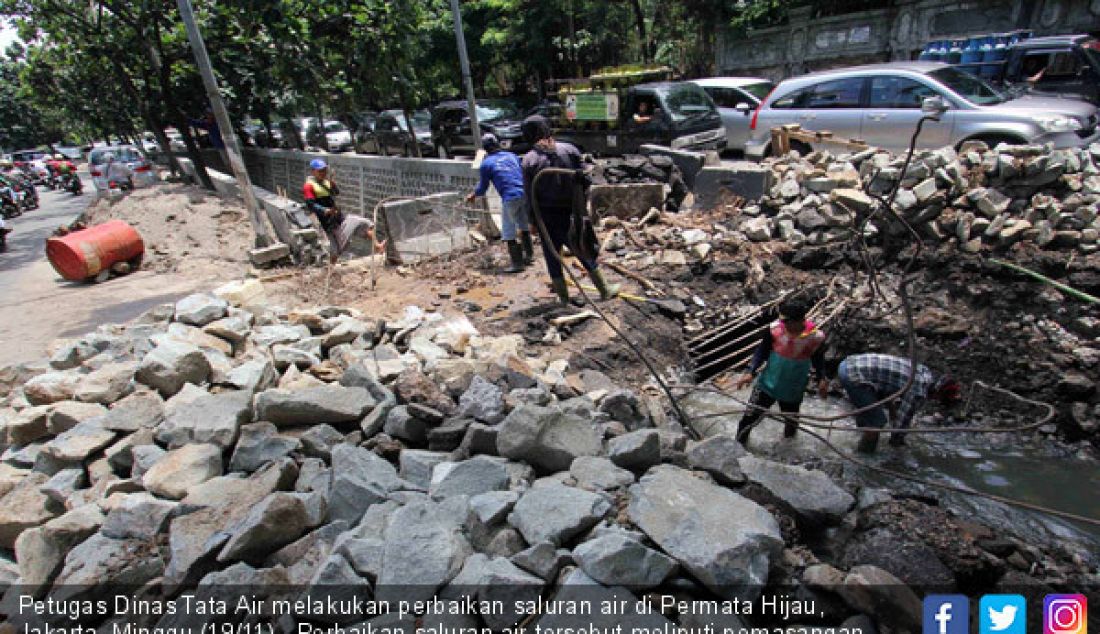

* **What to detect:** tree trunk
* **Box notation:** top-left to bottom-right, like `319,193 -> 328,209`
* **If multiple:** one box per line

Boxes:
259,112 -> 275,149
314,105 -> 330,152
170,110 -> 215,190
287,118 -> 305,150
628,0 -> 649,62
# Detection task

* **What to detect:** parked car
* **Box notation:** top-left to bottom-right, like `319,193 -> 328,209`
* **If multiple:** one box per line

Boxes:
319,120 -> 353,152
744,62 -> 1100,159
431,100 -> 527,158
525,101 -> 564,124
11,150 -> 50,183
359,109 -> 434,157
87,146 -> 158,192
690,77 -> 775,153
55,146 -> 83,161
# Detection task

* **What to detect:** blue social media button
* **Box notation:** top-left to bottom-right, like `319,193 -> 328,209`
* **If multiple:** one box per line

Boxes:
981,594 -> 1026,634
924,595 -> 970,634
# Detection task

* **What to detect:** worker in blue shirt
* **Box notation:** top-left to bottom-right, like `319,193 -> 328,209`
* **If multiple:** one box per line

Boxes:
466,133 -> 531,273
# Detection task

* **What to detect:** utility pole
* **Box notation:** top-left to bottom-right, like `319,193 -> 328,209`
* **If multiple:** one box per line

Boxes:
177,0 -> 273,247
449,0 -> 481,151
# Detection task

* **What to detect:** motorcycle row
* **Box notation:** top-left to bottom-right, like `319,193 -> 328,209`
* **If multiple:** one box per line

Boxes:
0,154 -> 84,250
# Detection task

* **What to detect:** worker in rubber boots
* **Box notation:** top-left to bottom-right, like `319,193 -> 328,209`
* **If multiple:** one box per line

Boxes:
734,297 -> 828,444
520,115 -> 618,305
303,158 -> 383,263
836,353 -> 961,453
466,133 -> 532,273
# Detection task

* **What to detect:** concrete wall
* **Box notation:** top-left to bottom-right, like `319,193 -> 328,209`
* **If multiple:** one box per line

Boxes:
717,0 -> 1100,80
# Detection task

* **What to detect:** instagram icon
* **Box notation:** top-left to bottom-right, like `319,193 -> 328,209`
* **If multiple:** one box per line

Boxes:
1045,595 -> 1087,634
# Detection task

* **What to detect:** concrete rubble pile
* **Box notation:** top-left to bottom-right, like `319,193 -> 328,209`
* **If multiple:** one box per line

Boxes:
740,141 -> 1100,254
0,282 -> 1091,631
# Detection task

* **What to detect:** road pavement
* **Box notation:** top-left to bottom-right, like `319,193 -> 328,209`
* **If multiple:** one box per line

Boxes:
0,175 -> 215,368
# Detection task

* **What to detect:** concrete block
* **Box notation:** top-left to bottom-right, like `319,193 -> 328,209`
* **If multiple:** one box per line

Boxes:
589,183 -> 665,220
292,228 -> 320,243
249,243 -> 291,266
693,165 -> 770,210
640,145 -> 706,189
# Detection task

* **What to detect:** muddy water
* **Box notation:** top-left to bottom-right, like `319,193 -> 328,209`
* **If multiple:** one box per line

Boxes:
681,390 -> 1100,554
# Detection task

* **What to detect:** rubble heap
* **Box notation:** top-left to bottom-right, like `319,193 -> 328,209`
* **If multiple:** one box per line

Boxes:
0,285 -> 1093,631
742,141 -> 1100,254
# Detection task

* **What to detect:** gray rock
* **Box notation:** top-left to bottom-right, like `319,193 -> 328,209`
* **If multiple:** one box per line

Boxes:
218,492 -> 311,563
14,504 -> 104,594
741,216 -> 772,241
252,323 -> 311,348
5,406 -> 51,445
510,542 -> 571,581
444,554 -> 544,631
469,490 -> 520,525
598,389 -> 649,430
49,339 -> 100,370
0,472 -> 61,548
533,568 -> 672,632
508,482 -> 610,546
608,429 -> 661,471
836,565 -> 922,634
203,314 -> 253,344
456,375 -> 505,423
430,456 -> 510,499
254,385 -> 375,427
41,420 -> 116,463
628,465 -> 782,598
40,468 -> 85,505
136,341 -> 211,397
428,419 -> 471,452
225,358 -> 277,394
174,293 -> 229,327
328,444 -> 411,524
376,500 -> 472,602
142,443 -> 223,500
383,405 -> 428,445
570,456 -> 634,490
156,389 -> 252,449
101,390 -> 164,432
573,533 -> 677,588
52,532 -> 163,590
456,423 -> 499,458
272,343 -> 321,370
739,455 -> 855,526
23,371 -> 81,406
131,444 -> 166,479
300,424 -> 344,461
47,401 -> 107,434
101,492 -> 176,540
686,433 -> 747,486
295,457 -> 331,493
497,405 -> 602,474
338,536 -> 384,580
399,450 -> 451,489
73,363 -> 136,405
229,422 -> 299,472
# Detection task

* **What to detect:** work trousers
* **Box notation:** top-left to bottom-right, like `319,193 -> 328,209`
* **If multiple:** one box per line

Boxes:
837,360 -> 890,429
737,384 -> 801,441
500,197 -> 529,241
538,207 -> 597,279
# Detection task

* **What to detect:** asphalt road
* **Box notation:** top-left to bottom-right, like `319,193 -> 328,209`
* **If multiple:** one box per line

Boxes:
0,175 -> 210,368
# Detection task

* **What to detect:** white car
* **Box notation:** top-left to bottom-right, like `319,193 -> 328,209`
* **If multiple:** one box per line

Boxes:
322,120 -> 353,152
690,77 -> 775,153
87,146 -> 158,191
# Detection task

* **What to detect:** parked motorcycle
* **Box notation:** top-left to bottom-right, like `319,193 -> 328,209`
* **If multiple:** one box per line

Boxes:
0,187 -> 21,219
62,172 -> 82,195
0,222 -> 10,252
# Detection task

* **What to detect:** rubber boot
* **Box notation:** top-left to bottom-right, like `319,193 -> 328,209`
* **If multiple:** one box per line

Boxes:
550,278 -> 570,306
782,418 -> 799,438
856,431 -> 881,454
589,269 -> 621,300
503,241 -> 525,274
736,419 -> 754,444
520,231 -> 534,265
888,432 -> 907,447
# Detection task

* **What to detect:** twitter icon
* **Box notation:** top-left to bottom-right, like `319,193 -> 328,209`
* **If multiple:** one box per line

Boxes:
981,594 -> 1027,634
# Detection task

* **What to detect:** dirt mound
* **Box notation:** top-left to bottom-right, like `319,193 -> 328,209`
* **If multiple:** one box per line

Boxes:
83,182 -> 251,279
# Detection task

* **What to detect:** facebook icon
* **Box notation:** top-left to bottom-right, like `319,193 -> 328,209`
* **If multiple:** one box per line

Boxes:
924,595 -> 969,634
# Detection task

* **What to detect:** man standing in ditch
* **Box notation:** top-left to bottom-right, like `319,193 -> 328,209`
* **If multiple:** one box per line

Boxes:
303,158 -> 383,263
520,115 -> 618,305
466,133 -> 532,273
836,353 -> 960,453
734,296 -> 828,444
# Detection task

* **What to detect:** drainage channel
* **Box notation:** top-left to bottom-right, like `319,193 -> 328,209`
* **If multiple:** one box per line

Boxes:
687,305 -> 776,382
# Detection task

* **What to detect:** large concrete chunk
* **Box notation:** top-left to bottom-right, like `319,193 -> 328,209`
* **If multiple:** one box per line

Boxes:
497,405 -> 602,474
738,455 -> 854,526
589,183 -> 665,220
694,164 -> 770,210
218,492 -> 311,563
253,385 -> 375,426
572,533 -> 676,589
508,482 -> 610,547
142,443 -> 223,500
156,390 -> 252,449
136,341 -> 211,397
328,444 -> 410,524
627,465 -> 782,597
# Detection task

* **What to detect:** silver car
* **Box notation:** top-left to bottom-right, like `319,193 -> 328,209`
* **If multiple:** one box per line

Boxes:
88,146 -> 158,191
745,62 -> 1100,159
690,77 -> 775,152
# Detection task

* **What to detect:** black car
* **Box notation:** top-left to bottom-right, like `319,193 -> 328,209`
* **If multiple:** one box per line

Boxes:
430,100 -> 529,158
358,109 -> 434,157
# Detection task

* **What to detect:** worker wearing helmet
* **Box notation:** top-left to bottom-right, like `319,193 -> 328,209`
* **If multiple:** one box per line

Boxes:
303,158 -> 384,263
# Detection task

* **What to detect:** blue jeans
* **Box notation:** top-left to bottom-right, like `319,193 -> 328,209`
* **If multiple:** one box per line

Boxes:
501,197 -> 529,241
838,359 -> 889,429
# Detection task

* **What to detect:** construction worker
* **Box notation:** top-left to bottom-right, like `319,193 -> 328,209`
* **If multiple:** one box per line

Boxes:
836,353 -> 961,453
465,132 -> 531,273
520,115 -> 619,305
54,154 -> 75,176
303,158 -> 383,263
734,296 -> 828,443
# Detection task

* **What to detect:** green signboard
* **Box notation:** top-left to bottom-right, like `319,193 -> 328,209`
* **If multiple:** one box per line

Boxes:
566,93 -> 619,122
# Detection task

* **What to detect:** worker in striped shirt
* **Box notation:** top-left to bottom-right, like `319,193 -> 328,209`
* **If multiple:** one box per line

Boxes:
837,353 -> 961,453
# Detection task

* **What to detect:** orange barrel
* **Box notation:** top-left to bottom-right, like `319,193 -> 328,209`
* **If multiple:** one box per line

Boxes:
46,220 -> 145,281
